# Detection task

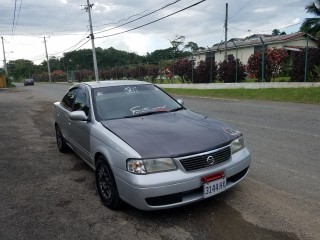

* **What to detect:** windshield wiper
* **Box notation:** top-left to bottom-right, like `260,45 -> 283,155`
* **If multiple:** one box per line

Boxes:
124,111 -> 168,118
169,107 -> 184,112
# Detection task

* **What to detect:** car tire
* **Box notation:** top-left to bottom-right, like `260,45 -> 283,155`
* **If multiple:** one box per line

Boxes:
55,125 -> 69,153
96,156 -> 122,210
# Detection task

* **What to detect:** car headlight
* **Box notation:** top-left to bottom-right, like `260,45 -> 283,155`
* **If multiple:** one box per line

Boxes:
231,136 -> 245,154
127,158 -> 177,174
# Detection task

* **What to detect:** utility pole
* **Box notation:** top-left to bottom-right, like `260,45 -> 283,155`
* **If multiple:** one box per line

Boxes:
85,0 -> 99,83
1,37 -> 8,76
43,37 -> 51,82
231,40 -> 238,83
191,52 -> 194,83
224,3 -> 228,61
304,33 -> 309,82
207,46 -> 213,83
259,37 -> 265,82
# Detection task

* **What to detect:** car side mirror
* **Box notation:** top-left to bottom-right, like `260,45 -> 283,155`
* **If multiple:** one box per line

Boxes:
69,110 -> 88,121
177,99 -> 184,106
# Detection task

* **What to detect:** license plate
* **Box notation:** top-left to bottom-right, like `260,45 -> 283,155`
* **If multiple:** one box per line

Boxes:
203,178 -> 226,198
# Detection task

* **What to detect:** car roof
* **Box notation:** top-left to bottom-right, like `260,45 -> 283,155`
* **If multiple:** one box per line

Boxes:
80,80 -> 152,89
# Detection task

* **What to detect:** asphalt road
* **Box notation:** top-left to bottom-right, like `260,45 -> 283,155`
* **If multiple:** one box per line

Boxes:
0,83 -> 319,240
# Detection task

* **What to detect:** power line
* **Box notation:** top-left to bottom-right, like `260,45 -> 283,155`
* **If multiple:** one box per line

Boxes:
95,0 -> 206,39
94,9 -> 154,28
229,21 -> 303,34
11,0 -> 18,36
29,31 -> 90,61
13,0 -> 23,36
228,0 -> 256,20
94,0 -> 181,34
229,25 -> 251,32
48,30 -> 90,56
73,38 -> 90,52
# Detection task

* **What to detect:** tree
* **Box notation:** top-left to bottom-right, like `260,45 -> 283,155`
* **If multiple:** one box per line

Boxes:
300,0 -> 320,35
272,29 -> 281,36
170,35 -> 185,53
184,41 -> 199,52
272,29 -> 286,36
40,57 -> 62,72
7,59 -> 36,80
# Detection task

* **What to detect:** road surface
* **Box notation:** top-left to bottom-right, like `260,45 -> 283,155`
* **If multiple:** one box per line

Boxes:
0,83 -> 319,240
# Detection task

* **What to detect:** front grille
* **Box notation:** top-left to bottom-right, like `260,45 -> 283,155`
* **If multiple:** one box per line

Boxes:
178,146 -> 231,172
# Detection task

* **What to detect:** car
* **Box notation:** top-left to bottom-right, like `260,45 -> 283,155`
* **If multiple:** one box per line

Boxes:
53,80 -> 251,210
24,78 -> 34,86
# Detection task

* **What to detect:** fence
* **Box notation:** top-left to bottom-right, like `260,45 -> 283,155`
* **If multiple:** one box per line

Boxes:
32,35 -> 318,83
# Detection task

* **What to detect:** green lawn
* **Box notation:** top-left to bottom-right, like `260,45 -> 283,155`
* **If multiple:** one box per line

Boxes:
163,87 -> 320,105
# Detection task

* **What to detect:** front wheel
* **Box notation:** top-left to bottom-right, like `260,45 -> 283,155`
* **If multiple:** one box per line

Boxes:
96,156 -> 122,210
55,125 -> 69,153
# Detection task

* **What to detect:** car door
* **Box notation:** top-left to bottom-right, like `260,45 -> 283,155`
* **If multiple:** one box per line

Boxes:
58,87 -> 79,143
68,85 -> 93,165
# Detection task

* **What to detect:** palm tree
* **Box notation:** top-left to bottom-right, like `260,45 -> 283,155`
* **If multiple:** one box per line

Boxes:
301,0 -> 320,35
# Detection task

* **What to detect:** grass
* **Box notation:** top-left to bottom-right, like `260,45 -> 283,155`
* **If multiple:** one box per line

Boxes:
163,87 -> 320,105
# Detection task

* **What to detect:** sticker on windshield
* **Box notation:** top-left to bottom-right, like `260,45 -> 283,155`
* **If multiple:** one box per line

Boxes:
124,86 -> 139,94
97,92 -> 103,97
130,105 -> 167,115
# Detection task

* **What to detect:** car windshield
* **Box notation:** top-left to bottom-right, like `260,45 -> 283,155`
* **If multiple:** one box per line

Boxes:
92,84 -> 183,121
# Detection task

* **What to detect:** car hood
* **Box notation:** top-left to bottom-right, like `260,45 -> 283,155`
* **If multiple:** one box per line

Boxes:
101,110 -> 240,158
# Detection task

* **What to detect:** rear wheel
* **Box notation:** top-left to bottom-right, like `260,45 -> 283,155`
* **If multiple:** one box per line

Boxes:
96,156 -> 122,210
55,125 -> 69,153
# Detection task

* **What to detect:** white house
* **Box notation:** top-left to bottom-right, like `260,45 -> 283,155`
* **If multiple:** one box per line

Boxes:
193,32 -> 318,66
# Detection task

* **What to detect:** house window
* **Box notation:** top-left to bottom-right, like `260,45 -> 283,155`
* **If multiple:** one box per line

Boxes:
206,52 -> 215,62
254,45 -> 267,53
228,54 -> 234,61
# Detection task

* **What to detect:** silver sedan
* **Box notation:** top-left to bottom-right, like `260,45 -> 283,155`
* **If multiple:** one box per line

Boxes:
53,80 -> 251,210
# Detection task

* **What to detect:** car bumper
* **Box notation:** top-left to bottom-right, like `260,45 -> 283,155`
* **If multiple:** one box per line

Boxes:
113,148 -> 251,210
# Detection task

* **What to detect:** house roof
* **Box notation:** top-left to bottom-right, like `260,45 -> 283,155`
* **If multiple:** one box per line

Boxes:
206,32 -> 317,52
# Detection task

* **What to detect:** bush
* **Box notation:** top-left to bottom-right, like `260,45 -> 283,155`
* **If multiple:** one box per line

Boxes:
291,48 -> 320,82
308,65 -> 320,82
74,70 -> 93,82
247,48 -> 288,82
146,64 -> 159,82
194,60 -> 217,83
51,70 -> 66,82
173,59 -> 193,83
32,72 -> 49,82
217,56 -> 246,83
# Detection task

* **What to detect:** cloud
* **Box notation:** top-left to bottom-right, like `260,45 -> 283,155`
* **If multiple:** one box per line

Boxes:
254,7 -> 277,13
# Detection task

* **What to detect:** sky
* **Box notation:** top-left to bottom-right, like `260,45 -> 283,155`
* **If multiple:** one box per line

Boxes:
0,0 -> 313,68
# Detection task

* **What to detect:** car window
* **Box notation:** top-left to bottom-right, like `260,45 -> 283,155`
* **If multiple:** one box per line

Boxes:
73,87 -> 89,115
92,84 -> 182,121
61,88 -> 78,111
